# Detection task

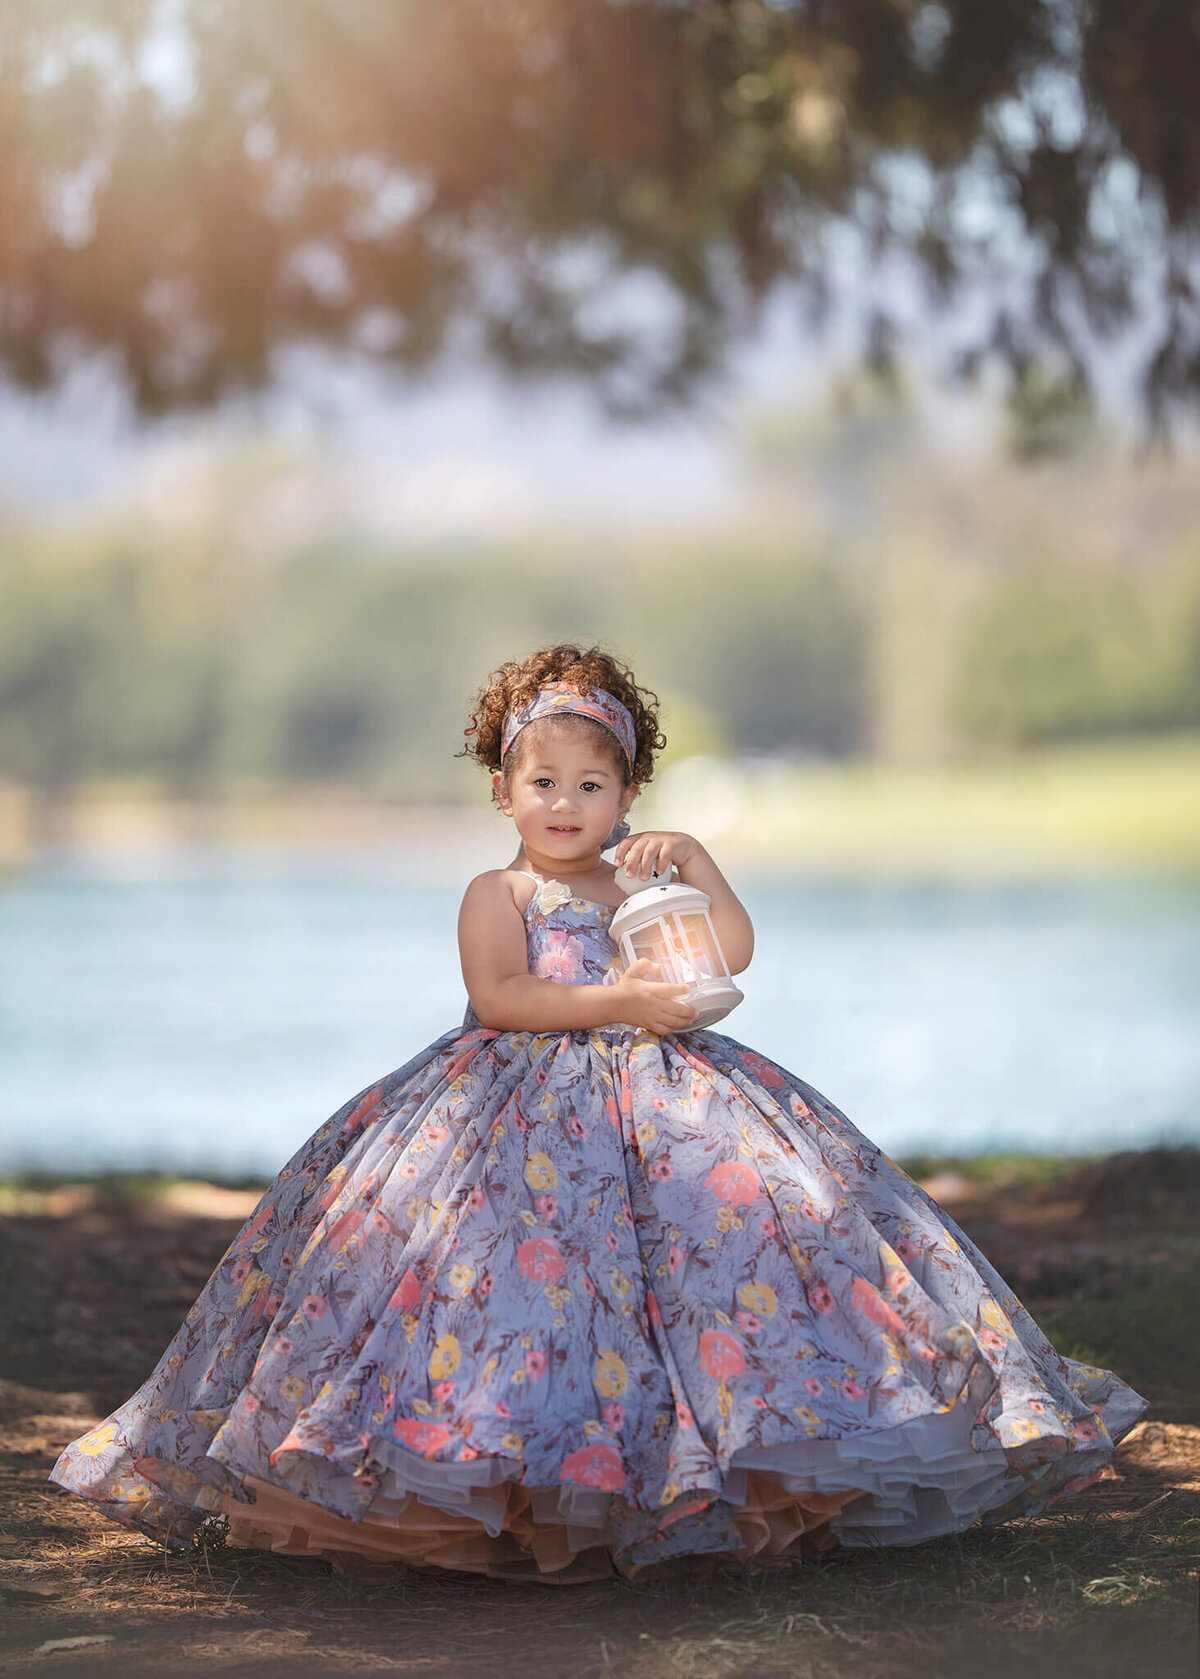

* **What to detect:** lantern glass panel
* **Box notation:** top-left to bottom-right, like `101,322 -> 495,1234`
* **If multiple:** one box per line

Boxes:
629,923 -> 672,979
677,912 -> 725,979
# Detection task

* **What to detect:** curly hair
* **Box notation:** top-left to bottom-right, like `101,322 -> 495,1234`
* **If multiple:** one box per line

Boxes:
457,643 -> 666,807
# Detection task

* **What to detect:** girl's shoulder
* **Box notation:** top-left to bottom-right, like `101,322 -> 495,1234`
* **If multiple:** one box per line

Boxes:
459,867 -> 538,920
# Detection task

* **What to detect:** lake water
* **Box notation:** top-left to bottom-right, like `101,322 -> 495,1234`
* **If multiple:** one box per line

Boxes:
2,852 -> 1197,1176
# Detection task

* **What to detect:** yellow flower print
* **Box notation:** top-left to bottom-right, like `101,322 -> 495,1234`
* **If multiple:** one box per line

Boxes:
660,1480 -> 681,1506
737,1278 -> 778,1317
1006,1416 -> 1043,1443
525,1152 -> 557,1191
980,1299 -> 1017,1338
76,1421 -> 119,1458
449,1263 -> 475,1294
610,1268 -> 632,1298
635,1119 -> 658,1147
236,1269 -> 271,1310
877,1242 -> 903,1270
593,1350 -> 629,1399
501,1433 -> 525,1453
429,1335 -> 461,1379
190,1409 -> 224,1430
280,1375 -> 307,1404
792,1404 -> 822,1429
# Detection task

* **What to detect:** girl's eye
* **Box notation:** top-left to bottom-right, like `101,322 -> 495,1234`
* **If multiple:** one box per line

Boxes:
534,779 -> 602,791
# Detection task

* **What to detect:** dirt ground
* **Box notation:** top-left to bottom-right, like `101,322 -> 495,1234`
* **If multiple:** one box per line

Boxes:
1,1150 -> 1198,1678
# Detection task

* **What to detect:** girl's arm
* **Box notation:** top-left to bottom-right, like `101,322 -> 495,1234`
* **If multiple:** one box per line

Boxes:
457,872 -> 624,1033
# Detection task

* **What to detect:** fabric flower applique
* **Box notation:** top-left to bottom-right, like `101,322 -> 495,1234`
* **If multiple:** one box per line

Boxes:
536,878 -> 573,913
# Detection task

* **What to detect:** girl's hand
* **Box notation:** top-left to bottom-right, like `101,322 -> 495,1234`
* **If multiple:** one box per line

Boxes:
613,957 -> 698,1034
614,830 -> 700,880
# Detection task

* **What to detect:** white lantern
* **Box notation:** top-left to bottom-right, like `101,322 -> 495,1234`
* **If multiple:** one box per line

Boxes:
609,863 -> 744,1028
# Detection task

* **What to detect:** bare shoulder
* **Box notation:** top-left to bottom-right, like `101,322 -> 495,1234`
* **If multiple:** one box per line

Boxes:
458,869 -> 531,921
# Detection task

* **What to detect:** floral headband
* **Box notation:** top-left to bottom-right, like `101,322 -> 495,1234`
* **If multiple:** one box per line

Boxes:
500,678 -> 636,772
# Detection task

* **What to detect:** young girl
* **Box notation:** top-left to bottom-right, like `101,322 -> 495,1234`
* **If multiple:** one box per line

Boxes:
49,644 -> 1147,1584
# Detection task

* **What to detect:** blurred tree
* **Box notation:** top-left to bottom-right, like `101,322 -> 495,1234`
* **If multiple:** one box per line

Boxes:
0,0 -> 1195,436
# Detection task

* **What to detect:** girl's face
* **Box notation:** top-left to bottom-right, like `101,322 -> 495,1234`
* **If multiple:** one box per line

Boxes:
494,724 -> 636,862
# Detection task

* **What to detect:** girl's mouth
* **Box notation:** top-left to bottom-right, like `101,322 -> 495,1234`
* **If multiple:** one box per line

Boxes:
548,825 -> 580,833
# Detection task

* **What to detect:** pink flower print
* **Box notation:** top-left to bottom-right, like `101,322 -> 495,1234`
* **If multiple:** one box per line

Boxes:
605,1229 -> 620,1251
850,1276 -> 906,1334
894,1237 -> 921,1263
358,1432 -> 372,1452
668,1245 -> 685,1273
433,1379 -> 456,1404
603,1402 -> 625,1432
301,1293 -> 328,1319
495,1400 -> 511,1418
390,1269 -> 421,1312
567,1114 -> 587,1140
752,1395 -> 769,1409
676,1403 -> 694,1429
536,1194 -> 558,1220
1028,1398 -> 1046,1414
917,1345 -> 938,1362
759,1217 -> 777,1237
886,1268 -> 910,1294
392,1418 -> 452,1456
622,1203 -> 634,1229
604,1096 -> 620,1128
979,1327 -> 1008,1356
698,1330 -> 745,1380
280,1250 -> 295,1271
273,1336 -> 295,1358
800,1202 -> 823,1224
808,1281 -> 834,1314
649,1160 -> 673,1180
705,1161 -> 759,1207
560,1442 -> 625,1492
469,1187 -> 486,1211
516,1237 -> 565,1282
398,1161 -> 419,1180
536,1064 -> 547,1085
840,1378 -> 867,1400
424,1123 -> 449,1145
652,1096 -> 668,1111
512,1106 -> 531,1131
645,1289 -> 664,1329
582,1273 -> 596,1297
230,1259 -> 251,1286
241,1390 -> 263,1413
830,1170 -> 849,1191
263,1294 -> 282,1321
541,931 -> 585,983
479,1272 -> 494,1297
737,1310 -> 763,1335
525,1349 -> 547,1381
802,1377 -> 823,1397
326,1207 -> 366,1252
459,1446 -> 479,1460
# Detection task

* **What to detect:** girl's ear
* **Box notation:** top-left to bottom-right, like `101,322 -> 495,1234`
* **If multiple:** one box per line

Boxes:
620,782 -> 641,819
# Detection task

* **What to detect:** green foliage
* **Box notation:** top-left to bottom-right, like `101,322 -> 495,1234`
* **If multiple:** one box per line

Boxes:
949,566 -> 1200,747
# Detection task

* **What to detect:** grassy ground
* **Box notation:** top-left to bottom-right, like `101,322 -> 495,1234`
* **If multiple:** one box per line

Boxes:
1,1149 -> 1197,1677
703,730 -> 1200,876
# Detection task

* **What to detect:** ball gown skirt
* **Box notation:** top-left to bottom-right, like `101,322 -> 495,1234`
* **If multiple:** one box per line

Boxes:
48,882 -> 1148,1584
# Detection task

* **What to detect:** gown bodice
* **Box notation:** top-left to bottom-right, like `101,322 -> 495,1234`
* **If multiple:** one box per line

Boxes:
460,871 -> 627,1033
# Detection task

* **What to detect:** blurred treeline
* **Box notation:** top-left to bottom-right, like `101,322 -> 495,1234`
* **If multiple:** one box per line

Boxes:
3,407 -> 1199,806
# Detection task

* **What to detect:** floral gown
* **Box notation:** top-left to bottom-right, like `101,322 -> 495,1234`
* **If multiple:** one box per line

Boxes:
48,872 -> 1148,1583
